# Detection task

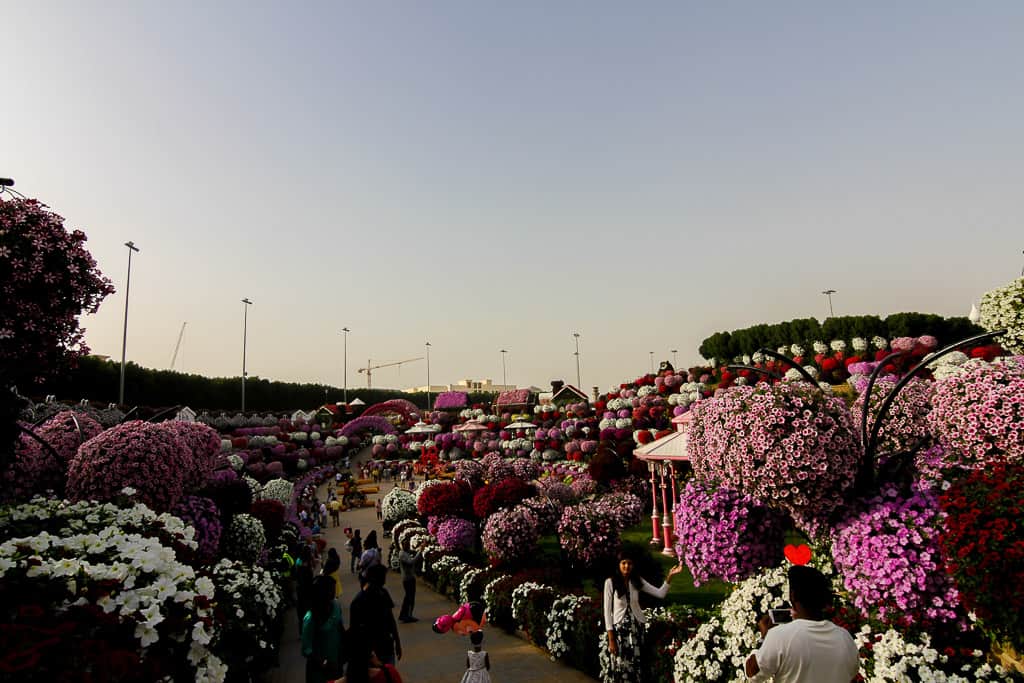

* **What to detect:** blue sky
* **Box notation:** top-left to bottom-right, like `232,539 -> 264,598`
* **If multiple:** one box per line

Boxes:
3,2 -> 1022,394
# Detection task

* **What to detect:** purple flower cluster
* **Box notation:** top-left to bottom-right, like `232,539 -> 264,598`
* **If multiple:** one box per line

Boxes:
3,411 -> 105,500
338,415 -> 397,438
67,421 -> 188,511
517,495 -> 562,534
688,381 -> 861,535
38,410 -> 104,463
436,517 -> 476,552
832,485 -> 961,625
557,502 -> 619,568
482,453 -> 514,483
160,421 -> 221,490
569,474 -> 597,499
483,506 -> 539,565
535,478 -> 576,505
434,391 -> 469,410
511,458 -> 542,481
497,389 -> 531,406
927,358 -> 1024,467
672,481 -> 785,585
851,377 -> 934,459
172,495 -> 222,564
592,492 -> 644,528
454,459 -> 486,488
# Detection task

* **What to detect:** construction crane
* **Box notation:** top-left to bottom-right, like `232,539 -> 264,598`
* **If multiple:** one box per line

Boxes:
170,322 -> 187,370
357,357 -> 423,388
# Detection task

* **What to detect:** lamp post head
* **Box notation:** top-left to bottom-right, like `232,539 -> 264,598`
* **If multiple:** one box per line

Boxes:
241,298 -> 252,305
125,241 -> 139,252
822,289 -> 836,296
342,327 -> 350,333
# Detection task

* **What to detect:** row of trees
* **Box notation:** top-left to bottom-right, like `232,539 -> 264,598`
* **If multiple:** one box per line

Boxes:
698,313 -> 983,361
37,356 -> 498,412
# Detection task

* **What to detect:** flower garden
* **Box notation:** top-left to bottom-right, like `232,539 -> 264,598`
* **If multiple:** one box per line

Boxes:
2,194 -> 1024,681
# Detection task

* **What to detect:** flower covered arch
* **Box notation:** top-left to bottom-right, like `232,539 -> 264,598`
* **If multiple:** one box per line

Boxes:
360,399 -> 421,427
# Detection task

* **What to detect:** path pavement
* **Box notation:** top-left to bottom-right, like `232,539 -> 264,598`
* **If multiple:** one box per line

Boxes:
268,461 -> 596,682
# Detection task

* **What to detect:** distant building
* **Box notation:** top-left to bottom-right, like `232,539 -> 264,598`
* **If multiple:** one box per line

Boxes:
404,378 -> 517,394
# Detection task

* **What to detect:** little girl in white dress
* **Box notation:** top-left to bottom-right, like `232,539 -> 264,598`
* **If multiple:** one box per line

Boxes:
460,630 -> 491,683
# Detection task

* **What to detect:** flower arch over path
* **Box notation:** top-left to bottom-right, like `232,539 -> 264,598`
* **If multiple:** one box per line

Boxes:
360,399 -> 420,426
338,415 -> 397,438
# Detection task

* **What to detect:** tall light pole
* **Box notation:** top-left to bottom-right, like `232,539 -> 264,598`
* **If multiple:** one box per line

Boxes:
500,349 -> 508,390
572,332 -> 582,388
649,351 -> 655,374
425,342 -> 432,410
118,241 -> 140,406
822,289 -> 836,318
341,327 -> 350,407
241,298 -> 252,412
671,349 -> 678,368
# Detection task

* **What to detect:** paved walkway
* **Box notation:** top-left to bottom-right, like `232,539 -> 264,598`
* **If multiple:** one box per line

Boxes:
268,460 -> 596,682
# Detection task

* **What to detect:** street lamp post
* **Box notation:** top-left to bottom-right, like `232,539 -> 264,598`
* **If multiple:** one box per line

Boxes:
671,349 -> 678,368
822,289 -> 837,318
500,349 -> 508,390
572,333 -> 582,388
649,351 -> 655,374
241,298 -> 252,412
425,342 -> 432,410
118,241 -> 140,406
341,327 -> 350,407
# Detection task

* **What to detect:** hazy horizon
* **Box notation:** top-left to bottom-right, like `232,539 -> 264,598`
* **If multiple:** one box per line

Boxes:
4,2 -> 1022,392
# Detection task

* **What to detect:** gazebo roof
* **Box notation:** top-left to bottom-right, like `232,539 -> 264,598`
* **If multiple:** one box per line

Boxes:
633,430 -> 689,461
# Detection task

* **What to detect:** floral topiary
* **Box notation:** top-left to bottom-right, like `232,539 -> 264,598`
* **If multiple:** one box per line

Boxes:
454,458 -> 486,488
482,506 -> 539,566
249,499 -> 286,545
435,517 -> 476,553
381,487 -> 418,524
472,478 -> 535,519
159,421 -> 221,490
67,420 -> 188,512
979,276 -> 1024,354
208,559 -> 284,676
511,458 -> 542,481
517,496 -> 562,534
832,484 -> 960,626
688,380 -> 861,535
939,462 -> 1024,650
927,356 -> 1024,468
557,502 -> 619,569
592,492 -> 644,529
417,480 -> 472,518
673,481 -> 786,586
172,495 -> 222,564
221,513 -> 266,563
850,377 -> 934,459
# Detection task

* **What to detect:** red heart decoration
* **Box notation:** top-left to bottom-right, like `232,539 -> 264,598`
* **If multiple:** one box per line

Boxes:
784,544 -> 811,566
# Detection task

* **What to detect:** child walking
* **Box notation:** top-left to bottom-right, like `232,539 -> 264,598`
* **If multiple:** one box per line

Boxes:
460,630 -> 491,683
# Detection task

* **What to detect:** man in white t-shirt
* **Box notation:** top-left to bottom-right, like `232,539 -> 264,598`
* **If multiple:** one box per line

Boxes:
745,565 -> 860,683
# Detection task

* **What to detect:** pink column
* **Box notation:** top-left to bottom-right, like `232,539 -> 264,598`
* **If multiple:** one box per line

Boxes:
659,462 -> 674,555
647,459 -> 660,545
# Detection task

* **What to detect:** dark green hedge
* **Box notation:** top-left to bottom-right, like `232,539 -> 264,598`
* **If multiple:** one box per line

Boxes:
35,356 -> 497,412
698,313 -> 983,361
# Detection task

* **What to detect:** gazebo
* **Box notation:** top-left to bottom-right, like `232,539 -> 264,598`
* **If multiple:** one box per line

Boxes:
633,412 -> 691,556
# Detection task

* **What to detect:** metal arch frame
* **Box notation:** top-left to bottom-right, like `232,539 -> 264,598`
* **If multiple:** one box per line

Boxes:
725,365 -> 783,382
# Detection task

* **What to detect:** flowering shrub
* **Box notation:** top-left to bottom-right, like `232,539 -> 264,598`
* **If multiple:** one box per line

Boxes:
259,478 -> 294,505
546,594 -> 603,676
435,517 -> 476,553
688,380 -> 861,534
482,452 -> 515,483
208,559 -> 284,675
414,477 -> 446,505
832,485 -> 960,625
434,391 -> 469,410
483,574 -> 519,629
37,410 -> 104,463
160,421 -> 221,490
979,276 -> 1024,354
221,513 -> 266,563
536,477 -> 576,505
511,582 -> 558,647
381,487 -> 418,524
939,462 -> 1024,649
454,458 -> 486,488
517,496 -> 562,534
172,495 -> 222,564
928,356 -> 1024,467
472,478 -> 535,518
249,499 -> 286,545
558,503 -> 619,568
851,377 -> 934,458
482,506 -> 539,566
512,458 -> 542,481
853,623 -> 1009,682
592,492 -> 644,529
417,480 -> 472,518
0,198 -> 114,388
673,482 -> 785,585
0,497 -> 224,682
570,474 -> 598,499
67,421 -> 189,512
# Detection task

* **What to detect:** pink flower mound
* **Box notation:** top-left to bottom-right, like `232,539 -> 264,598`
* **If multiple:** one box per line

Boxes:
927,357 -> 1024,467
688,381 -> 861,535
511,458 -> 542,481
160,421 -> 221,490
535,478 -> 575,505
2,412 -> 104,500
851,377 -> 934,458
673,481 -> 785,586
482,453 -> 514,483
832,485 -> 961,626
482,506 -> 539,565
67,420 -> 188,511
436,517 -> 476,552
593,492 -> 644,528
569,474 -> 597,499
558,502 -> 619,569
496,389 -> 531,406
517,496 -> 562,534
38,411 -> 104,463
454,459 -> 486,488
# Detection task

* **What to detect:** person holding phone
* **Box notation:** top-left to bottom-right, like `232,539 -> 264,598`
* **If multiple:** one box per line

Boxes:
744,565 -> 859,682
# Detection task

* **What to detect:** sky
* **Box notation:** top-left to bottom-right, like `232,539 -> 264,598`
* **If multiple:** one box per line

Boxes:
3,2 -> 1023,395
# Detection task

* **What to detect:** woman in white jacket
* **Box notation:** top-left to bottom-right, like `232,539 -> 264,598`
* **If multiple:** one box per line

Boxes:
602,550 -> 683,682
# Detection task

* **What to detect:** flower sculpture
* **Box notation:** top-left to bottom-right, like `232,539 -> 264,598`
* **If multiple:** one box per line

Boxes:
557,502 -> 619,569
172,494 -> 223,564
833,484 -> 961,626
687,380 -> 860,534
472,478 -> 535,519
436,517 -> 477,552
673,481 -> 786,585
482,506 -> 539,565
434,391 -> 469,410
382,487 -> 418,524
159,421 -> 221,490
417,480 -> 472,518
67,421 -> 189,512
850,377 -> 934,459
338,415 -> 397,438
221,513 -> 267,563
927,355 -> 1024,467
979,276 -> 1024,354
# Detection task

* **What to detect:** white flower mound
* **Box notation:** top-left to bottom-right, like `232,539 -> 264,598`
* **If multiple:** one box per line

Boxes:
980,276 -> 1024,354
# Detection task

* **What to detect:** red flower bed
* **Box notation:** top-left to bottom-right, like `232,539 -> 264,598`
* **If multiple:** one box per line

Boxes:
472,478 -> 535,518
417,480 -> 473,518
939,462 -> 1024,650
